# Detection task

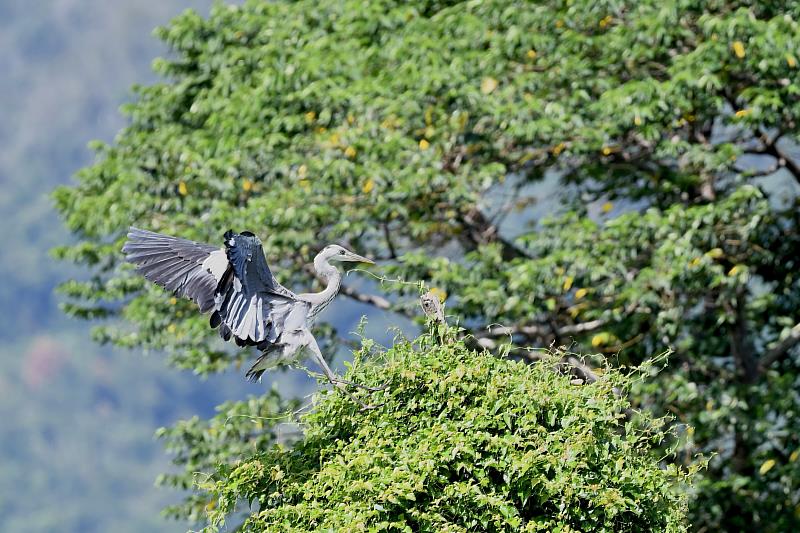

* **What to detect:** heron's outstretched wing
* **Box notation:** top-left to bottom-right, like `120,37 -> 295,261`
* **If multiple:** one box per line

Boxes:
122,227 -> 227,313
124,227 -> 300,360
222,230 -> 295,298
211,231 -> 299,347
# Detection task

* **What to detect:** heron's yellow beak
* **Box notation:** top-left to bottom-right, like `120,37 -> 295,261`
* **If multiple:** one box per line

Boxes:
345,252 -> 374,264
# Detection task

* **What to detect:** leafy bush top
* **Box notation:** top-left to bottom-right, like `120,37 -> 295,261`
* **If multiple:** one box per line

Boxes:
202,334 -> 691,532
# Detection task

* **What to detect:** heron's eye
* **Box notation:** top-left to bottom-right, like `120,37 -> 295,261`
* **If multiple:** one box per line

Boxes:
339,250 -> 346,255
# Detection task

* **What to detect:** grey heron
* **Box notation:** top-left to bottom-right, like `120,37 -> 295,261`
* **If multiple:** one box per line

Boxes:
122,227 -> 382,396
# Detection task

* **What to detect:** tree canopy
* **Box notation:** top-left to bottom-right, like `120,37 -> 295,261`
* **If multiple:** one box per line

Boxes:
55,0 -> 800,530
196,334 -> 692,532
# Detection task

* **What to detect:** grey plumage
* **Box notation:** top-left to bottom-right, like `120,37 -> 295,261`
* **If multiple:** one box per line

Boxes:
122,228 -> 221,313
122,227 -> 375,388
211,230 -> 296,352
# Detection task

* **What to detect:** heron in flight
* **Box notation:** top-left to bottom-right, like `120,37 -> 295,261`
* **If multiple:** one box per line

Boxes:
122,227 -> 381,395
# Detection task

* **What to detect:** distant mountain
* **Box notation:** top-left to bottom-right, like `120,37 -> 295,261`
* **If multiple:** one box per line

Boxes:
0,2 -> 233,532
0,0 -> 212,340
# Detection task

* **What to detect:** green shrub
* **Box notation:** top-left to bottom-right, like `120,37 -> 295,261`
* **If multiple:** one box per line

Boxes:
201,333 -> 692,532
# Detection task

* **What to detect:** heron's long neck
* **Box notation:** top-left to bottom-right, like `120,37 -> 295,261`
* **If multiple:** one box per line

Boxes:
309,254 -> 341,316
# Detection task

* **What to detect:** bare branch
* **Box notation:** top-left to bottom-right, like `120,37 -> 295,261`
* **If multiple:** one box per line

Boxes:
473,317 -> 609,349
338,283 -> 392,310
471,300 -> 642,351
560,318 -> 609,335
759,322 -> 800,371
565,356 -> 602,384
477,323 -> 548,340
382,221 -> 398,260
564,356 -> 631,420
457,206 -> 530,260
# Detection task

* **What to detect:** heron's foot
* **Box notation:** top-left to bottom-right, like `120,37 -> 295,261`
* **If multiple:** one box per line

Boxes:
355,398 -> 386,411
331,377 -> 389,392
333,382 -> 386,410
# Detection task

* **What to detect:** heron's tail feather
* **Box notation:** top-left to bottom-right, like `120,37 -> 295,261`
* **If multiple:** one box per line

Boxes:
245,345 -> 284,382
245,366 -> 266,383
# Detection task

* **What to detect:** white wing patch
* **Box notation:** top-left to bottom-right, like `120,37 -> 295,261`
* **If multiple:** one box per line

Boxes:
202,249 -> 229,281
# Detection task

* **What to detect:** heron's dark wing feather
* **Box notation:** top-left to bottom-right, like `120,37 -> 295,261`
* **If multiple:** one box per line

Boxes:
222,231 -> 296,298
211,231 -> 299,347
122,227 -> 226,313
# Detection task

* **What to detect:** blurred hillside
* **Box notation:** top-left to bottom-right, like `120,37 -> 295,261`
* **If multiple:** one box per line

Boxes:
0,2 -> 267,532
0,0 -> 209,339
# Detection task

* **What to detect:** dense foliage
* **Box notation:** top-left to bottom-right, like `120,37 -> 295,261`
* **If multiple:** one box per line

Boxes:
54,0 -> 800,530
197,334 -> 691,532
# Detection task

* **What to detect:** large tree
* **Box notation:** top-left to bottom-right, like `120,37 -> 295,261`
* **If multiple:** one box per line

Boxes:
55,0 -> 800,530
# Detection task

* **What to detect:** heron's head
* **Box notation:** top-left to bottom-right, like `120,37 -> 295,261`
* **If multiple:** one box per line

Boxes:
321,244 -> 374,264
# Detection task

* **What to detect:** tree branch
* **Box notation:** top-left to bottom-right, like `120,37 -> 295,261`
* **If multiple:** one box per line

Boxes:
457,206 -> 530,260
473,317 -> 609,349
759,322 -> 800,372
337,283 -> 392,310
565,355 -> 602,384
566,358 -> 632,424
382,221 -> 398,260
724,290 -> 759,384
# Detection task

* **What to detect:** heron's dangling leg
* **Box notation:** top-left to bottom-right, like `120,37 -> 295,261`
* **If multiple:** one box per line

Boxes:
303,334 -> 387,391
304,335 -> 387,409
